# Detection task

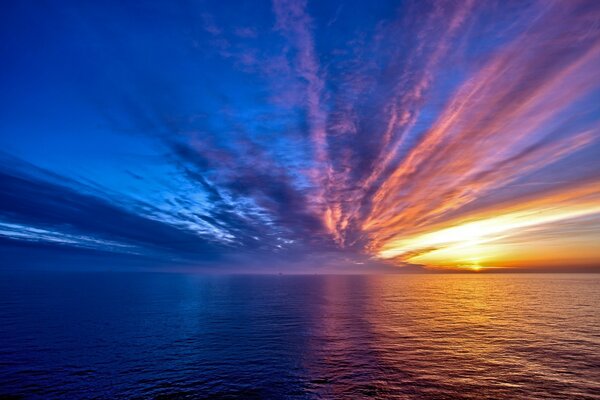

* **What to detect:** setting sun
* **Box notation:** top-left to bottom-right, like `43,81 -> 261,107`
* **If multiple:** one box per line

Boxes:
377,181 -> 600,269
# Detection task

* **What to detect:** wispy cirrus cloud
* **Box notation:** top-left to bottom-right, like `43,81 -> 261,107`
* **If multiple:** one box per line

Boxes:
360,1 -> 600,263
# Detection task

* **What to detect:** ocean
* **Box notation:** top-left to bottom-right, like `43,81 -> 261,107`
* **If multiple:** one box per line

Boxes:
1,272 -> 598,399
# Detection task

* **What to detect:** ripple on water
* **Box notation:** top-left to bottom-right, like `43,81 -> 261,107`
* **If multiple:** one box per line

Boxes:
0,273 -> 599,399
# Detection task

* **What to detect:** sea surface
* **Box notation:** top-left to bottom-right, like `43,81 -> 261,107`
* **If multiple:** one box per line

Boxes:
0,272 -> 599,399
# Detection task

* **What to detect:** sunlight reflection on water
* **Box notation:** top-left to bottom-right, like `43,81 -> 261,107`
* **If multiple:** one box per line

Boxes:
0,273 -> 599,399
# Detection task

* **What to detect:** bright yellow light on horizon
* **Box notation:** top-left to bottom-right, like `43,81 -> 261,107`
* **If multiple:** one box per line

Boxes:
377,183 -> 600,269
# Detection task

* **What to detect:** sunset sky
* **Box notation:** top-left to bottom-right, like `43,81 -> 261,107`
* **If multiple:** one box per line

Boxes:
1,0 -> 599,272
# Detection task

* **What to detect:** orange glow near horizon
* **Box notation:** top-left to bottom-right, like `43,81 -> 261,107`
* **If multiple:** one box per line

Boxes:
376,181 -> 600,270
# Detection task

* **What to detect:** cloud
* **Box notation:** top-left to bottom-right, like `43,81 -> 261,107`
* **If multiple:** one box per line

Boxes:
0,156 -> 226,263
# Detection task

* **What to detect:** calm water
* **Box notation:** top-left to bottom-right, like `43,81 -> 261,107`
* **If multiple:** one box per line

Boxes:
0,273 -> 599,399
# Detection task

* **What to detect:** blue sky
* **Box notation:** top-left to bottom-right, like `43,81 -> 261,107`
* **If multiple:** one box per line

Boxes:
1,0 -> 600,272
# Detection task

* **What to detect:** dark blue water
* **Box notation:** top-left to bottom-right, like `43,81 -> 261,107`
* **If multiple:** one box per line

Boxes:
1,273 -> 599,399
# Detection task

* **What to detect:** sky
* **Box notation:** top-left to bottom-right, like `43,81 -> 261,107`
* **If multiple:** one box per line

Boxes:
1,0 -> 599,273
